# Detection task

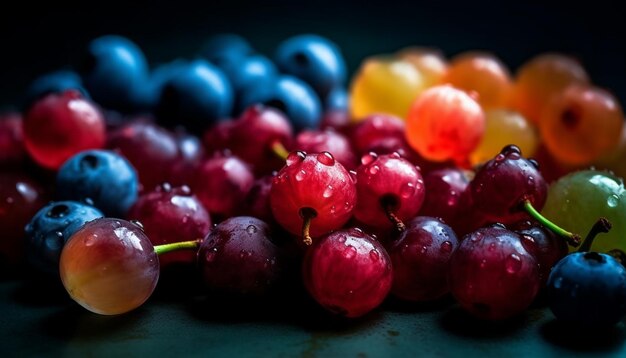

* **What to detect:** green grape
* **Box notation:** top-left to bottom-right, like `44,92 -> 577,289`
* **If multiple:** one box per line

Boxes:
542,170 -> 626,253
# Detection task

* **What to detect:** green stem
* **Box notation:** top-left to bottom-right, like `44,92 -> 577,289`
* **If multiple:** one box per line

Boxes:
270,140 -> 289,161
522,200 -> 581,247
154,239 -> 201,256
577,218 -> 612,253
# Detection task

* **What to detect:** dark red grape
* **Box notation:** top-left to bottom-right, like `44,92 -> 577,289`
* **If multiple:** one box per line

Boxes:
293,129 -> 356,170
420,168 -> 470,226
193,154 -> 254,218
388,216 -> 459,301
198,216 -> 286,296
0,113 -> 26,168
354,152 -> 424,231
449,225 -> 540,320
127,183 -> 211,268
270,151 -> 356,245
302,228 -> 392,317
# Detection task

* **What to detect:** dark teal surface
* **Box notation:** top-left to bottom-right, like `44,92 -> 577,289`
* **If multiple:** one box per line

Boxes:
2,278 -> 626,357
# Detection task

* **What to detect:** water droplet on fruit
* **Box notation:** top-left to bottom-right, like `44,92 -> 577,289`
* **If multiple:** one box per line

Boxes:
317,152 -> 335,166
494,154 -> 505,162
239,249 -> 252,259
84,236 -> 96,247
55,231 -> 63,238
488,243 -> 496,251
527,176 -> 534,186
338,235 -> 346,243
369,165 -> 380,175
505,254 -> 522,274
420,246 -> 428,254
440,241 -> 453,253
480,259 -> 487,268
471,233 -> 483,242
330,205 -> 336,214
246,225 -> 258,234
349,170 -> 357,183
608,194 -> 619,208
390,152 -> 401,159
323,185 -> 334,198
369,249 -> 380,261
343,245 -> 357,259
180,185 -> 191,195
400,182 -> 416,198
161,182 -> 172,192
361,152 -> 378,165
182,215 -> 189,224
286,151 -> 306,166
130,220 -> 144,231
553,277 -> 563,289
295,170 -> 306,181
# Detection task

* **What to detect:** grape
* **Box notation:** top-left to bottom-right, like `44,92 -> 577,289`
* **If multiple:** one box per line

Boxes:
388,216 -> 458,302
442,51 -> 512,109
470,109 -> 538,166
512,53 -> 589,124
396,47 -> 448,88
539,84 -> 623,166
302,228 -> 392,317
542,170 -> 626,254
59,218 -> 159,315
449,225 -> 540,320
406,85 -> 485,164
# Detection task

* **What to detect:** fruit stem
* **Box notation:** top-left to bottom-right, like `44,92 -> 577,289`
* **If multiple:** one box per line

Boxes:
577,218 -> 612,253
384,206 -> 406,233
522,200 -> 581,247
154,239 -> 202,256
300,207 -> 317,246
270,140 -> 289,161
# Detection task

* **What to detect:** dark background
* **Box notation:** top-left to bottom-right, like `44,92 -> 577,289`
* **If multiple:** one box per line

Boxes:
1,0 -> 625,109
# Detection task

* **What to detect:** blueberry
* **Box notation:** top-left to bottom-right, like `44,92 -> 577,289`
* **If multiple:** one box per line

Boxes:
220,54 -> 278,112
325,87 -> 349,112
80,35 -> 149,112
56,150 -> 138,217
156,59 -> 233,132
137,59 -> 187,111
23,70 -> 89,109
25,201 -> 104,274
274,34 -> 346,98
240,75 -> 321,131
200,33 -> 254,67
547,252 -> 626,326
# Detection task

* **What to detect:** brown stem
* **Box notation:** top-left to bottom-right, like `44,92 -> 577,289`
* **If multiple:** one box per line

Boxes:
300,207 -> 317,246
577,217 -> 612,253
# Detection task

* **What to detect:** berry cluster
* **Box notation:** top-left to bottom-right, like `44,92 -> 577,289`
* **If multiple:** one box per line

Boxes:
1,34 -> 626,330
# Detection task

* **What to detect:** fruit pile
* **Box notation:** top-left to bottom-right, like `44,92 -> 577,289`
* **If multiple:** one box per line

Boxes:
1,33 -> 626,328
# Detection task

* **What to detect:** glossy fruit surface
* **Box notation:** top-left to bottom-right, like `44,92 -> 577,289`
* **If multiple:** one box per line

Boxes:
23,90 -> 106,169
396,47 -> 448,88
0,173 -> 46,266
406,85 -> 484,163
193,155 -> 254,218
542,170 -> 626,253
270,151 -> 356,239
56,150 -> 138,217
294,129 -> 356,170
25,201 -> 104,274
128,184 -> 211,267
198,216 -> 285,296
275,34 -> 346,98
60,218 -> 159,315
302,228 -> 392,317
81,35 -> 148,111
512,53 -> 589,124
240,75 -> 321,131
449,225 -> 540,320
107,119 -> 179,191
157,60 -> 233,131
354,153 -> 424,229
470,109 -> 538,166
200,33 -> 253,67
388,216 -> 458,301
539,84 -> 623,166
350,56 -> 426,119
547,252 -> 626,326
443,52 -> 512,109
419,167 -> 469,226
470,145 -> 547,225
